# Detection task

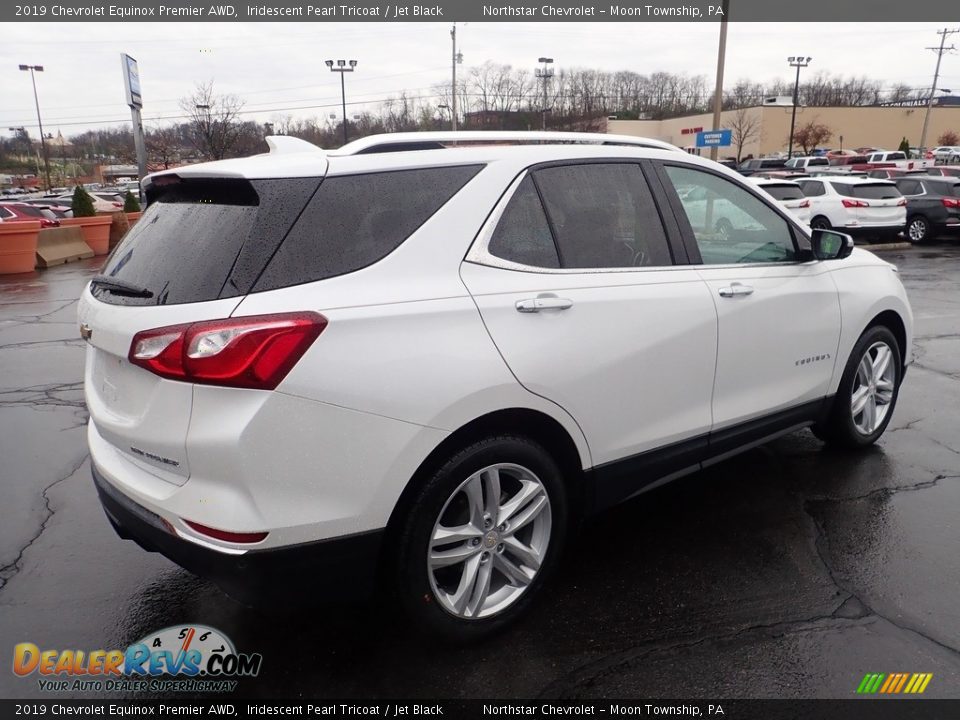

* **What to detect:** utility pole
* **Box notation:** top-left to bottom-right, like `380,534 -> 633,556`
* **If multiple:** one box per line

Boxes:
709,0 -> 729,161
787,56 -> 812,159
19,64 -> 52,191
919,27 -> 958,158
450,24 -> 462,131
326,59 -> 357,146
535,57 -> 554,131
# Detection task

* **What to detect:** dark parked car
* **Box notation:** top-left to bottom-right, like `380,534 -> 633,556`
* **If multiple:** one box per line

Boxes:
737,158 -> 787,176
866,168 -> 927,180
894,176 -> 960,243
922,166 -> 960,178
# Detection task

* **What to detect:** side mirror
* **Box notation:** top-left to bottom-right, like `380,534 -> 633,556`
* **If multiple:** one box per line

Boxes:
811,228 -> 854,260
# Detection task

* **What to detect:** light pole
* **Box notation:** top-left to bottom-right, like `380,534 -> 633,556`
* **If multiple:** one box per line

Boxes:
535,57 -> 554,131
326,59 -> 357,146
787,56 -> 811,159
19,64 -> 52,190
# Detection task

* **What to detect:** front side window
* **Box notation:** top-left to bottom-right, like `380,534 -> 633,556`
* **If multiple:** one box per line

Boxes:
665,165 -> 797,265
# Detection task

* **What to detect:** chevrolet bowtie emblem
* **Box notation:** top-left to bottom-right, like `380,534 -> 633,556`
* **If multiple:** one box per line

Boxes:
79,323 -> 93,341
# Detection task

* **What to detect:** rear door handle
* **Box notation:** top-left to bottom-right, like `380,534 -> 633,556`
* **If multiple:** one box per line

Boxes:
515,295 -> 574,313
718,282 -> 754,298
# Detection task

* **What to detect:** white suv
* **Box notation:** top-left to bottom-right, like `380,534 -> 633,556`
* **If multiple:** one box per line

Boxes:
796,176 -> 906,241
80,132 -> 912,640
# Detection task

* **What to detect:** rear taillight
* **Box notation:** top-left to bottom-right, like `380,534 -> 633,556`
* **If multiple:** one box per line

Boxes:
129,312 -> 327,390
798,200 -> 810,208
943,198 -> 960,209
112,202 -> 122,208
897,198 -> 907,206
841,198 -> 870,208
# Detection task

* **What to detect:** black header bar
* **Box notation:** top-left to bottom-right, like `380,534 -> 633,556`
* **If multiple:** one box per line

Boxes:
4,0 -> 958,22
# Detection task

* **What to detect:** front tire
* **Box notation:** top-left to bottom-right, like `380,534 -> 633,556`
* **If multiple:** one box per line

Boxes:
813,326 -> 902,448
907,215 -> 930,244
393,435 -> 568,642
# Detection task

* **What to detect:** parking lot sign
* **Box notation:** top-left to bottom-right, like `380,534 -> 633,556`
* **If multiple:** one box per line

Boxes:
696,129 -> 732,148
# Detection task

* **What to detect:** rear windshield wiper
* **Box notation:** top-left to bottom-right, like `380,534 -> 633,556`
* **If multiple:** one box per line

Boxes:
90,275 -> 154,298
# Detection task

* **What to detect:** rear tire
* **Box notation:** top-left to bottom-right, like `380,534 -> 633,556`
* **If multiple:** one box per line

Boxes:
813,325 -> 902,449
392,435 -> 568,642
810,216 -> 832,231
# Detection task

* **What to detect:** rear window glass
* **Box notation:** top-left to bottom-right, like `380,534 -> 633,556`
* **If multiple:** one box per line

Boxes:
762,184 -> 804,201
831,183 -> 903,200
807,158 -> 829,166
252,165 -> 482,292
886,152 -> 907,161
760,159 -> 786,168
95,177 -> 321,306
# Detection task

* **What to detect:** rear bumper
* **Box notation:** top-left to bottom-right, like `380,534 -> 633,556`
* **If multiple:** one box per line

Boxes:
93,463 -> 384,605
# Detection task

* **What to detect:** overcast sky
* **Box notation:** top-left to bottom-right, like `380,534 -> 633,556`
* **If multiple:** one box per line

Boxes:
2,22 -> 957,139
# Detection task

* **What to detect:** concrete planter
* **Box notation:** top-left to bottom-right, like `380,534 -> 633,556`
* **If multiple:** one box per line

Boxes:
61,215 -> 113,256
0,221 -> 42,274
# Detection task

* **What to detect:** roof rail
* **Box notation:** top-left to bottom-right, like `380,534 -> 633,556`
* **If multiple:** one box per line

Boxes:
332,131 -> 682,156
265,135 -> 325,154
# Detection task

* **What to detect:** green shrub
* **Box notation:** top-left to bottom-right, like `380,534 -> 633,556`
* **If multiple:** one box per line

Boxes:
123,190 -> 141,213
71,186 -> 96,217
898,137 -> 910,155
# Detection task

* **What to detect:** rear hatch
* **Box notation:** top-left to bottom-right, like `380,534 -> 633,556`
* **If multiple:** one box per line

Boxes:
79,175 -> 323,483
831,181 -> 905,225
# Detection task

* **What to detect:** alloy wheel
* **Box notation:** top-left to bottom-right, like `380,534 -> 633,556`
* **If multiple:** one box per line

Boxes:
427,463 -> 552,619
908,218 -> 927,242
851,341 -> 896,435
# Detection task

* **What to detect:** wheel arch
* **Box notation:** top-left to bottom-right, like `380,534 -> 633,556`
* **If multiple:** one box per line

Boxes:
867,309 -> 908,368
383,407 -> 590,544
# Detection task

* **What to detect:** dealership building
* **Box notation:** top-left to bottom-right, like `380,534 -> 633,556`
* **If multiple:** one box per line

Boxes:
608,102 -> 960,158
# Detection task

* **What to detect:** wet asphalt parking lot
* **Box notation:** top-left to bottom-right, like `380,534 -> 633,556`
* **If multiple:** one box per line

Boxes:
1,244 -> 959,701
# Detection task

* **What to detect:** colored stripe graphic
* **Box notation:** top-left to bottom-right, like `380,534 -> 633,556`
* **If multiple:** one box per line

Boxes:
856,672 -> 933,694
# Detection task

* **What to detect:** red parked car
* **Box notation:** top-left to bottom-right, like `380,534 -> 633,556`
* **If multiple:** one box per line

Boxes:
0,202 -> 62,228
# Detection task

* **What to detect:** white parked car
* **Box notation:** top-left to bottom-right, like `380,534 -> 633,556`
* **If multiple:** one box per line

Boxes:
52,191 -> 123,213
796,177 -> 907,241
79,132 -> 913,640
750,178 -> 812,224
931,146 -> 960,164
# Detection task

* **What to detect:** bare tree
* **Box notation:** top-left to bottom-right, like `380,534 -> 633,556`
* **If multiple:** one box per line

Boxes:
146,126 -> 183,169
180,81 -> 246,160
937,130 -> 960,146
791,120 -> 834,155
724,108 -> 761,162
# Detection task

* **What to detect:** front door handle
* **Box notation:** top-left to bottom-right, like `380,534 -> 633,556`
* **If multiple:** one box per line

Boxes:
718,282 -> 754,298
515,295 -> 574,313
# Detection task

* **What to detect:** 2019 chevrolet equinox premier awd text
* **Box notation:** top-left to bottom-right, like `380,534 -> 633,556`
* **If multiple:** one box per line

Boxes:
79,131 -> 912,640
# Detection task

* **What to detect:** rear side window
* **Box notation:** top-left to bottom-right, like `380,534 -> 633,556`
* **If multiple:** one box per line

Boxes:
897,179 -> 923,196
831,183 -> 902,200
488,176 -> 559,268
799,181 -> 825,197
253,165 -> 482,292
762,184 -> 804,201
532,163 -> 673,269
96,177 -> 321,306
